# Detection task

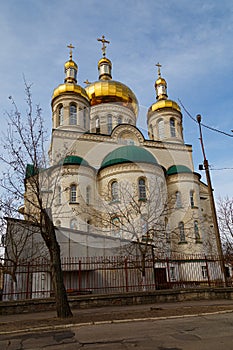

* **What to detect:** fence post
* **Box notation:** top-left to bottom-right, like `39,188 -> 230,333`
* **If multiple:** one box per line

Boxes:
166,257 -> 171,288
78,259 -> 82,291
26,261 -> 30,299
205,256 -> 211,287
124,258 -> 129,292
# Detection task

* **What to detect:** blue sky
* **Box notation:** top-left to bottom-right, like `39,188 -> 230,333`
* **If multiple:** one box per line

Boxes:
0,0 -> 233,198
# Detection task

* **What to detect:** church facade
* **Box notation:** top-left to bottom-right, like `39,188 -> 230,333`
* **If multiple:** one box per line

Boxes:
23,38 -> 219,259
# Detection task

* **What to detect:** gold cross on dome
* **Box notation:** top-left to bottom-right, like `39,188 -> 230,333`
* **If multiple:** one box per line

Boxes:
67,43 -> 75,60
97,35 -> 110,57
84,79 -> 92,85
156,62 -> 162,77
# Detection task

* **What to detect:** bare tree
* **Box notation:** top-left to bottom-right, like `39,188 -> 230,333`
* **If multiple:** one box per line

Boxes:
218,196 -> 233,258
0,83 -> 72,318
76,178 -> 170,286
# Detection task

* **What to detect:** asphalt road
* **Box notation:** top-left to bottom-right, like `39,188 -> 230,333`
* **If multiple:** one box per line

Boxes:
1,311 -> 233,349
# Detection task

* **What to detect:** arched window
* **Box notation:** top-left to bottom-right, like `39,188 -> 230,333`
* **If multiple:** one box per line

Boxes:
141,215 -> 148,235
170,118 -> 176,137
179,222 -> 186,242
69,104 -> 77,125
165,217 -> 170,242
83,107 -> 87,129
57,186 -> 62,205
111,217 -> 120,236
70,184 -> 77,203
55,220 -> 61,227
78,106 -> 83,124
158,119 -> 164,139
107,114 -> 112,134
111,181 -> 119,201
117,116 -> 122,125
67,66 -> 77,81
194,220 -> 200,241
175,191 -> 182,208
86,219 -> 91,233
58,105 -> 63,126
149,124 -> 154,139
138,178 -> 146,200
96,116 -> 100,133
70,218 -> 78,230
190,191 -> 194,208
86,186 -> 91,205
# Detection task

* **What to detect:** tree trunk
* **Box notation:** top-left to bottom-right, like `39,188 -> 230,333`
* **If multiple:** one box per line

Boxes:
50,242 -> 73,318
41,209 -> 72,318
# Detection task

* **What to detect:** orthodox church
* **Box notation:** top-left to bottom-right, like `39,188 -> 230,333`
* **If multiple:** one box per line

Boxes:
24,37 -> 219,258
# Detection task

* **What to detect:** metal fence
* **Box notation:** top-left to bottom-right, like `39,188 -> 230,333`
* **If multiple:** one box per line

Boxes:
1,254 -> 231,301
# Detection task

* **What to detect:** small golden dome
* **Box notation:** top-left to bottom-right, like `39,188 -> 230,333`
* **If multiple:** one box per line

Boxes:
148,99 -> 181,114
64,59 -> 78,69
52,83 -> 89,101
155,77 -> 167,86
98,57 -> 112,68
85,80 -> 138,115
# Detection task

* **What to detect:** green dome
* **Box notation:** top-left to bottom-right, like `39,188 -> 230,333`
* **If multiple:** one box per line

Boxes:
167,165 -> 192,176
100,145 -> 158,170
61,155 -> 89,167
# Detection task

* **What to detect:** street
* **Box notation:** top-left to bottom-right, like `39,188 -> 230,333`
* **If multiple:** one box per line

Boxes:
1,311 -> 233,349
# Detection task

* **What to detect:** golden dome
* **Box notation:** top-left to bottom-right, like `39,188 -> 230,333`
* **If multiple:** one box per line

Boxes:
52,83 -> 89,101
64,59 -> 77,69
149,99 -> 181,113
155,77 -> 167,86
85,80 -> 138,115
98,57 -> 112,68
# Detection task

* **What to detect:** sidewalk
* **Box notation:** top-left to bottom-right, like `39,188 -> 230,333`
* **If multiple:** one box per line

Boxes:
1,299 -> 233,334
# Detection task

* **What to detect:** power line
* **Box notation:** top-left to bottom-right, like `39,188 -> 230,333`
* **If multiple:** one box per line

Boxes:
209,167 -> 233,171
178,99 -> 233,138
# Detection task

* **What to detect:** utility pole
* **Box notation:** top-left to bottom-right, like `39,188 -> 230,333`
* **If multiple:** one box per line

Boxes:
196,114 -> 226,285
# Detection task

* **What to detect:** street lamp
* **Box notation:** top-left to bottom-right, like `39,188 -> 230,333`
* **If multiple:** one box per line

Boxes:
196,114 -> 226,284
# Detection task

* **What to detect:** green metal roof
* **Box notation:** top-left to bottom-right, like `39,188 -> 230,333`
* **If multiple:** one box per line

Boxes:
167,165 -> 192,176
25,156 -> 89,179
26,164 -> 38,179
61,155 -> 89,167
100,145 -> 158,170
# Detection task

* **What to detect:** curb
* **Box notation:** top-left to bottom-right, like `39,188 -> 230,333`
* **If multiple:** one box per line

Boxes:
0,309 -> 233,336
